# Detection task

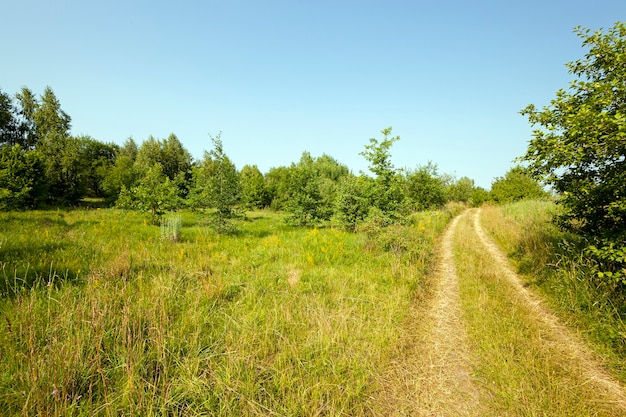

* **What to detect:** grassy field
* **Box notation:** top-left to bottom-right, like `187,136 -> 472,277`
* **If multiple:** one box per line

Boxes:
0,207 -> 457,416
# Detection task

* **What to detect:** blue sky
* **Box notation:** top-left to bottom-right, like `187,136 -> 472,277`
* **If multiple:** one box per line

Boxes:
2,1 -> 624,188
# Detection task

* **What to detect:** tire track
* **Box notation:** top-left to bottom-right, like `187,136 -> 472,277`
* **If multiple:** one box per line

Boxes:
371,211 -> 482,416
472,208 -> 626,411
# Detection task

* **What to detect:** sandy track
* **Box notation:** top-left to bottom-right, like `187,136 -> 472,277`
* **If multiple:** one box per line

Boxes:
472,208 -> 626,411
371,211 -> 481,416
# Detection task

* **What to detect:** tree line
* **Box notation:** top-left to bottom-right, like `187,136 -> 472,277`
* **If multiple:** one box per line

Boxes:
0,86 -> 548,230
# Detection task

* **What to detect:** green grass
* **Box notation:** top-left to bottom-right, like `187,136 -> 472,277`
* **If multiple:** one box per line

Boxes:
0,207 -> 453,416
479,201 -> 626,382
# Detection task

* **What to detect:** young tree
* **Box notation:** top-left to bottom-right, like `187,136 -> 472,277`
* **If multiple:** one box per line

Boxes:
360,127 -> 405,215
117,163 -> 179,224
239,164 -> 269,209
404,162 -> 447,211
360,127 -> 399,185
0,144 -> 46,209
0,88 -> 21,147
102,138 -> 140,202
520,22 -> 626,238
490,166 -> 548,203
189,133 -> 240,233
334,174 -> 376,232
520,22 -> 626,286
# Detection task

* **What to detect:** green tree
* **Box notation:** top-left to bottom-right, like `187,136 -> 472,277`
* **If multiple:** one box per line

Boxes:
117,163 -> 179,224
360,127 -> 399,185
360,127 -> 405,215
135,134 -> 192,199
102,138 -> 140,202
0,145 -> 46,209
283,152 -> 350,226
521,23 -> 626,237
14,87 -> 39,149
333,174 -> 376,232
265,165 -> 294,210
404,162 -> 447,211
490,166 -> 548,203
239,164 -> 269,209
77,136 -> 118,198
447,176 -> 475,203
189,133 -> 240,233
0,88 -> 21,147
520,22 -> 626,286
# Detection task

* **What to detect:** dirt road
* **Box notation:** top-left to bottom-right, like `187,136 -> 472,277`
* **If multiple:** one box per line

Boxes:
371,208 -> 626,416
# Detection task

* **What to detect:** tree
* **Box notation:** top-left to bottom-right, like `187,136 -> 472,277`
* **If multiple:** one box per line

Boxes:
333,174 -> 376,232
0,88 -> 21,147
282,152 -> 350,226
360,127 -> 405,215
521,23 -> 626,237
447,176 -> 475,203
490,166 -> 548,203
77,136 -> 118,198
239,164 -> 269,209
404,162 -> 447,211
14,87 -> 39,149
360,127 -> 399,185
0,144 -> 46,209
102,138 -> 139,202
189,133 -> 240,233
520,22 -> 626,286
135,134 -> 192,199
117,163 -> 179,224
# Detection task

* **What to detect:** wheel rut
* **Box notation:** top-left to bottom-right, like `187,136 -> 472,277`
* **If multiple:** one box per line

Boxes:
371,211 -> 481,416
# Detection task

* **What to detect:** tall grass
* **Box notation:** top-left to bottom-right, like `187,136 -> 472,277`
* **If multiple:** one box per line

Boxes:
479,201 -> 626,382
0,207 -> 453,415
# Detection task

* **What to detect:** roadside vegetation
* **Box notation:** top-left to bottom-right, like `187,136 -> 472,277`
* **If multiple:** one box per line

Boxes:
0,206 -> 460,415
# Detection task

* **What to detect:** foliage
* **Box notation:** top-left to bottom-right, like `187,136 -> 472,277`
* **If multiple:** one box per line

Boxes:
101,138 -> 140,202
283,152 -> 349,226
265,165 -> 293,210
446,176 -> 475,203
403,162 -> 447,211
333,174 -> 375,231
76,136 -> 118,198
239,164 -> 269,209
117,163 -> 179,224
134,134 -> 192,199
490,165 -> 549,203
0,88 -> 22,147
0,144 -> 46,209
520,22 -> 626,286
189,133 -> 241,233
360,126 -> 399,184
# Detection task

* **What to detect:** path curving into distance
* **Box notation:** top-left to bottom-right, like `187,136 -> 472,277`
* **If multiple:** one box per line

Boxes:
472,208 -> 626,412
372,208 -> 626,415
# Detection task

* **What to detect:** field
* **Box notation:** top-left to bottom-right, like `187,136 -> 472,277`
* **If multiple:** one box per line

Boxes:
0,207 -> 456,416
2,201 -> 625,416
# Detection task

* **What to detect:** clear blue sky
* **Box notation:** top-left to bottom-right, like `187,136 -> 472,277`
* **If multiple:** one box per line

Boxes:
2,1 -> 624,188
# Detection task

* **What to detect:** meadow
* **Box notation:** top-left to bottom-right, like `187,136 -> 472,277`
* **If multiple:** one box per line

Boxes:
0,206 -> 457,416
